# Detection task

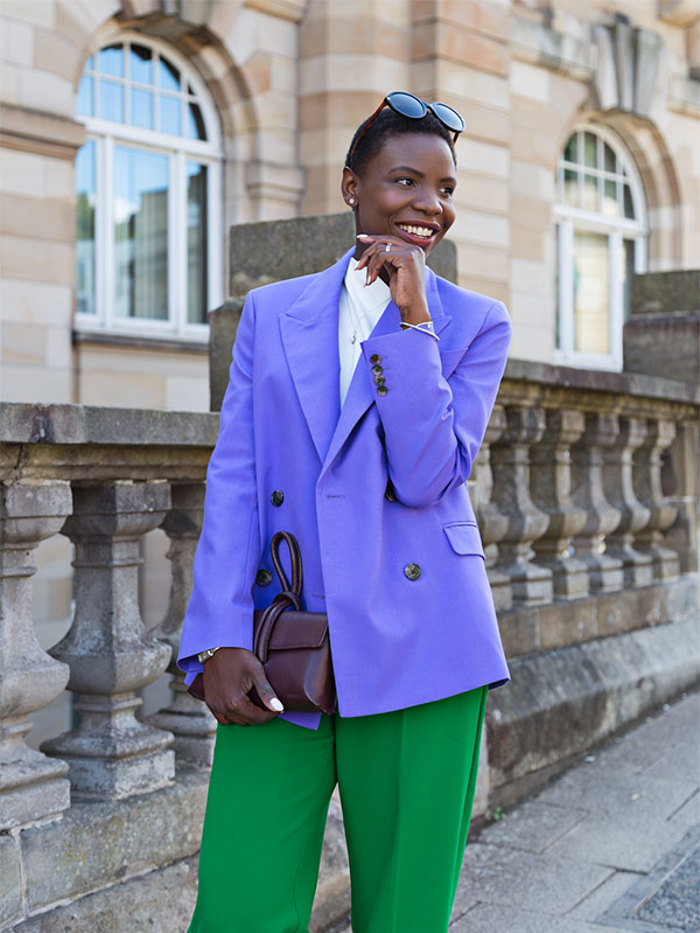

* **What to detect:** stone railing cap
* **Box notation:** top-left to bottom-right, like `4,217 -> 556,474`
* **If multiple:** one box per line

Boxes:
505,359 -> 700,406
0,403 -> 219,447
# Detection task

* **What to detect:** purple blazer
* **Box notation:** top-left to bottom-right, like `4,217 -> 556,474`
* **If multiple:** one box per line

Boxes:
178,248 -> 511,728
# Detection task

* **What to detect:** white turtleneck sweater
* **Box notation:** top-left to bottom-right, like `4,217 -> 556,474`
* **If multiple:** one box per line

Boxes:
338,257 -> 392,407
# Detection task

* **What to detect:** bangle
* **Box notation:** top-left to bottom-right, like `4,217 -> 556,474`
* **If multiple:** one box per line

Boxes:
197,647 -> 221,663
399,320 -> 440,341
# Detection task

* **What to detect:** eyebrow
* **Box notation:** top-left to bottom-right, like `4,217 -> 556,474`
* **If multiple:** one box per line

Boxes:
388,165 -> 457,184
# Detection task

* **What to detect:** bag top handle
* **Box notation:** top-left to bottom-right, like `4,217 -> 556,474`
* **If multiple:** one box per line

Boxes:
270,531 -> 303,598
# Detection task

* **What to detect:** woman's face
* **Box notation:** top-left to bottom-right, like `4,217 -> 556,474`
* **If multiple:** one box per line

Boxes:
344,132 -> 457,257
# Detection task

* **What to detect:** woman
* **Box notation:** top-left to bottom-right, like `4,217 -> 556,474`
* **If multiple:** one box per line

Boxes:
178,92 -> 511,933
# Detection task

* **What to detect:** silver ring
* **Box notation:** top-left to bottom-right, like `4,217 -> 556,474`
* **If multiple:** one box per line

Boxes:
384,243 -> 391,253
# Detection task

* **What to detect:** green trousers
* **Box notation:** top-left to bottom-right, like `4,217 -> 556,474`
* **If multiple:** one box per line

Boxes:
188,686 -> 487,933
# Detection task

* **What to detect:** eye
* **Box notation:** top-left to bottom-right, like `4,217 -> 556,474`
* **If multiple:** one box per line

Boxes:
440,184 -> 455,196
395,177 -> 414,187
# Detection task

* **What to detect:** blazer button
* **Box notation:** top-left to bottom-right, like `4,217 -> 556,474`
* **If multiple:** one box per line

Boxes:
371,364 -> 383,376
256,569 -> 273,587
370,354 -> 381,364
404,563 -> 422,581
377,385 -> 388,397
384,480 -> 397,502
271,489 -> 285,507
374,375 -> 385,386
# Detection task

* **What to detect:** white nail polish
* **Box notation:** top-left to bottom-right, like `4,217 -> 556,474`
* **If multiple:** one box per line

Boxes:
270,698 -> 284,712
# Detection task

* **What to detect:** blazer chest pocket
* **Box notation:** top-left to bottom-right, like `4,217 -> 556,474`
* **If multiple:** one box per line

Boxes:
443,522 -> 485,557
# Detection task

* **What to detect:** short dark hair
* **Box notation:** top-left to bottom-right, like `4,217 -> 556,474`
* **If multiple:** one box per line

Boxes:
345,107 -> 456,175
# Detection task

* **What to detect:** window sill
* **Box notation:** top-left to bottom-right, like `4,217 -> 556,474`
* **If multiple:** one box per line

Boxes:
72,329 -> 209,354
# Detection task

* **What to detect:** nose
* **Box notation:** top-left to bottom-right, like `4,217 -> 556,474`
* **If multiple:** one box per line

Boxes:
412,185 -> 442,215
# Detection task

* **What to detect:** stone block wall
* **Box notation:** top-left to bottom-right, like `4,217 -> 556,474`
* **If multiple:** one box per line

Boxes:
2,0 -> 700,408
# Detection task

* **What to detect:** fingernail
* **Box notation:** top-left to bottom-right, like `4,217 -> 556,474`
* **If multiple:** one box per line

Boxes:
270,697 -> 284,712
357,234 -> 371,239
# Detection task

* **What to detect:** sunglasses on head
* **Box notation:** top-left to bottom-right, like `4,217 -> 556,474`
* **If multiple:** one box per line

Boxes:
347,91 -> 465,167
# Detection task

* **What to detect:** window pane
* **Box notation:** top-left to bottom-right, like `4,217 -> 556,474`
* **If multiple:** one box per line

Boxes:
158,56 -> 180,92
131,88 -> 153,129
563,134 -> 578,163
622,239 -> 635,322
160,95 -> 181,135
130,44 -> 152,85
602,179 -> 619,217
113,146 -> 169,321
187,162 -> 208,324
573,231 -> 610,354
582,173 -> 598,212
563,168 -> 578,207
604,143 -> 616,173
76,141 -> 96,315
99,80 -> 124,122
583,132 -> 597,168
98,44 -> 123,77
77,75 -> 93,116
186,102 -> 206,140
623,184 -> 635,219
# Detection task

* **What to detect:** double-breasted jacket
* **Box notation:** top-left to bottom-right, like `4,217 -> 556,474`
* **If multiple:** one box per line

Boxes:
178,248 -> 512,726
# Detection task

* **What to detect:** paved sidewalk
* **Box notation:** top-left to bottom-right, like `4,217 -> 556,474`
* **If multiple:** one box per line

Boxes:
450,690 -> 700,933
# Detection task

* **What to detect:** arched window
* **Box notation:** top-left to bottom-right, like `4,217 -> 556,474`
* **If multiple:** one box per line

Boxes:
554,126 -> 647,370
74,35 -> 223,337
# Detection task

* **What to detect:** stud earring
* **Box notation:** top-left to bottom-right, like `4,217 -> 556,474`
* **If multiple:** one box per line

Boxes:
348,198 -> 356,206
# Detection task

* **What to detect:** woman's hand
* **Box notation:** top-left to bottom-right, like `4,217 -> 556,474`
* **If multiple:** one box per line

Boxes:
356,234 -> 431,326
203,647 -> 284,726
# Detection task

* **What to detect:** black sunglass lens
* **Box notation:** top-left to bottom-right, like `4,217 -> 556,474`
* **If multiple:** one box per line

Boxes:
387,92 -> 426,120
431,102 -> 465,133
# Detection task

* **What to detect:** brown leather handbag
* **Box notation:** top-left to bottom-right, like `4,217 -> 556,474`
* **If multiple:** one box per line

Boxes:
188,531 -> 336,716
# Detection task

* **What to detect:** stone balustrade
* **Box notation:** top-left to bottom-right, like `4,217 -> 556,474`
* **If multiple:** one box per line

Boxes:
1,359 -> 698,930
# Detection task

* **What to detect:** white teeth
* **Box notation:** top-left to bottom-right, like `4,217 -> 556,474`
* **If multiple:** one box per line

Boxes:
398,224 -> 435,238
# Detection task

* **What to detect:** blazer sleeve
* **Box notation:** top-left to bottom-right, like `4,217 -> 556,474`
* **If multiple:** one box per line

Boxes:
360,300 -> 511,508
177,291 -> 260,681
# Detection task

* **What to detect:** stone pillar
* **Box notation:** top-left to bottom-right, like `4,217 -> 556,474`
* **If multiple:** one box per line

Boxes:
571,413 -> 624,592
603,416 -> 654,587
633,418 -> 680,580
531,409 -> 590,598
147,483 -> 216,767
472,406 -> 511,611
0,481 -> 72,830
42,481 -> 175,799
490,405 -> 553,605
663,420 -> 700,574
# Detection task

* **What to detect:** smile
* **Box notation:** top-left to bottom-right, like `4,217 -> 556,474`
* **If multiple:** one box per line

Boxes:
396,223 -> 437,240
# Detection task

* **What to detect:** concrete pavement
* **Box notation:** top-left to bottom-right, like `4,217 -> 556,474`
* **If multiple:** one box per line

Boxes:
449,690 -> 700,933
329,690 -> 699,932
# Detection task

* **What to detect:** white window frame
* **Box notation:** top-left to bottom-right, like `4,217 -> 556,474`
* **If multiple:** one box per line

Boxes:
74,32 -> 223,342
554,124 -> 648,371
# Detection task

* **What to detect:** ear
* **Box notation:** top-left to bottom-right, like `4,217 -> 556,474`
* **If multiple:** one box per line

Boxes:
341,166 -> 359,207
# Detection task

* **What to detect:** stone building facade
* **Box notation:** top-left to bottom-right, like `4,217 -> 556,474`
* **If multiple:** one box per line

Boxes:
1,0 -> 698,413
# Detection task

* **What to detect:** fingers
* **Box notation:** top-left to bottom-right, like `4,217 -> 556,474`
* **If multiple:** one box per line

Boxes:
251,669 -> 285,714
202,646 -> 283,727
356,235 -> 402,285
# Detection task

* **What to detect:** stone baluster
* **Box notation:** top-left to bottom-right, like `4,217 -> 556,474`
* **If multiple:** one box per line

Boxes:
662,420 -> 700,574
602,416 -> 653,587
147,483 -> 216,767
471,405 -> 511,611
0,481 -> 72,829
41,481 -> 175,799
570,413 -> 624,592
490,404 -> 553,605
530,409 -> 590,598
633,418 -> 680,580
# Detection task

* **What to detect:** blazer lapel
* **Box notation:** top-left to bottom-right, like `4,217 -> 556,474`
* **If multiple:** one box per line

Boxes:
279,250 -> 352,463
322,267 -> 452,473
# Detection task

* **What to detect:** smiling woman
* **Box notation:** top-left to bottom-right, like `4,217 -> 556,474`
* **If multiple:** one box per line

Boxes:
178,93 -> 512,933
